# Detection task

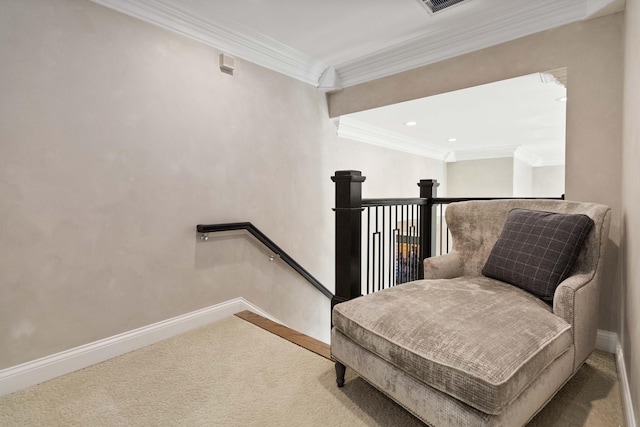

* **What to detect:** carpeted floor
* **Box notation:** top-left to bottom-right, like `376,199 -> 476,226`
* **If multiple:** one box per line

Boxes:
0,315 -> 625,426
528,349 -> 624,426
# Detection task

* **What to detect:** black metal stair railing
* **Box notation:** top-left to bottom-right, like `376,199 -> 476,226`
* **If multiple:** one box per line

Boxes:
331,170 -> 565,316
361,198 -> 427,293
330,170 -> 439,317
196,222 -> 333,299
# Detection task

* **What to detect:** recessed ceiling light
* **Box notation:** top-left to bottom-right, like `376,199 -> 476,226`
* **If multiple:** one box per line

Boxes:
405,121 -> 417,126
556,96 -> 568,102
448,138 -> 457,142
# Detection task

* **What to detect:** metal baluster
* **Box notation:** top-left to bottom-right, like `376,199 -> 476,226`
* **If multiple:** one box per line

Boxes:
417,203 -> 420,280
445,206 -> 450,254
403,204 -> 408,284
388,205 -> 393,289
411,205 -> 419,280
439,203 -> 443,257
408,204 -> 413,281
382,205 -> 386,290
415,204 -> 419,281
411,204 -> 415,281
418,204 -> 422,280
394,205 -> 399,286
401,204 -> 405,283
367,207 -> 371,295
373,230 -> 379,293
376,206 -> 380,292
412,205 -> 420,280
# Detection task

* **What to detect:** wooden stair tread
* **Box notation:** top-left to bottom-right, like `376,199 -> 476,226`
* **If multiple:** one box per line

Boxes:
235,311 -> 331,360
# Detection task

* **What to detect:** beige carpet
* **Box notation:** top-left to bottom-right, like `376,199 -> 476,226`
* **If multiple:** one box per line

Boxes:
529,349 -> 624,427
0,316 -> 624,426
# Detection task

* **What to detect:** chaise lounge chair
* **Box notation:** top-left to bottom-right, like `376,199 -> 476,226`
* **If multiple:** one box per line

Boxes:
331,199 -> 611,426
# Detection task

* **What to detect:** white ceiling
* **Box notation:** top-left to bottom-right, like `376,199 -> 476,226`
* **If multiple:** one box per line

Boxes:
339,71 -> 568,166
90,0 -> 624,165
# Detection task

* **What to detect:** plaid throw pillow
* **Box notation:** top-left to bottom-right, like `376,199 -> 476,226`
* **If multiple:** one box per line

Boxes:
482,209 -> 594,303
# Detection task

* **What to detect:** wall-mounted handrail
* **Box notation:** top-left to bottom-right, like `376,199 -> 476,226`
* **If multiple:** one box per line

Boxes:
196,222 -> 333,300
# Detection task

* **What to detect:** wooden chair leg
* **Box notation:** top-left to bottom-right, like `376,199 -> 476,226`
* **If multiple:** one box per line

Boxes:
335,362 -> 346,387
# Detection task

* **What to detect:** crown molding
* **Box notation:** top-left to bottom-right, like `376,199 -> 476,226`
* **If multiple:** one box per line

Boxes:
585,0 -> 626,19
535,158 -> 566,167
337,117 -> 450,161
90,0 -> 330,87
447,145 -> 565,166
516,146 -> 566,167
514,146 -> 542,166
92,0 -> 621,90
335,0 -> 588,87
446,145 -> 519,163
336,0 -> 622,87
337,118 -> 567,165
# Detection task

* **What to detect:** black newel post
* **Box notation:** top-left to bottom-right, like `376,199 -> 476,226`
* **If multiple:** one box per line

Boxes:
331,171 -> 366,324
418,179 -> 439,279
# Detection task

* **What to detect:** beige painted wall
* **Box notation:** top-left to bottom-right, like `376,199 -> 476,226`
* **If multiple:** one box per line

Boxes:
622,0 -> 640,422
447,158 -> 513,197
328,13 -> 624,334
0,0 -> 445,369
447,158 -> 564,198
331,137 -> 446,199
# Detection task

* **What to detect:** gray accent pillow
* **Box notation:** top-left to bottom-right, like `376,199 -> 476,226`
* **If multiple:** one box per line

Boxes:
482,208 -> 594,303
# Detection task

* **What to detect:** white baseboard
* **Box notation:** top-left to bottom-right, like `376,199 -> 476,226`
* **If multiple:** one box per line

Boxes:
0,298 -> 279,397
595,329 -> 619,353
595,330 -> 637,427
616,343 -> 638,427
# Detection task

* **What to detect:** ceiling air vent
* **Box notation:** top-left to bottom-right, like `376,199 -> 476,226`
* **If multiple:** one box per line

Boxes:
418,0 -> 473,14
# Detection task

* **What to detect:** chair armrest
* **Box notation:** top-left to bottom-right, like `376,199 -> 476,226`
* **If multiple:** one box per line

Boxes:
553,273 -> 593,321
553,272 -> 598,372
423,252 -> 464,279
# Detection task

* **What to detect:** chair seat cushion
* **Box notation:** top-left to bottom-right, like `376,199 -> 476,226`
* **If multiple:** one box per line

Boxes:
332,276 -> 572,415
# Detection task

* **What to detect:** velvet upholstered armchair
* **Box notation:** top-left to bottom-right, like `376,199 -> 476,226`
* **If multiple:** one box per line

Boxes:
331,199 -> 611,427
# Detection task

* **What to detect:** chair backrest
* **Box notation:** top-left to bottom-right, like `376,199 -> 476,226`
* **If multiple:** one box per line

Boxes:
445,199 -> 611,371
445,199 -> 611,278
